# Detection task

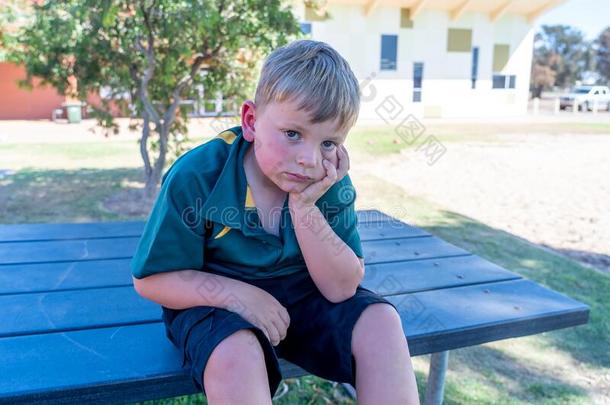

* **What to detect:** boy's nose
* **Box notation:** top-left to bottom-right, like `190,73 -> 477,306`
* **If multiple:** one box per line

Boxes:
296,149 -> 318,169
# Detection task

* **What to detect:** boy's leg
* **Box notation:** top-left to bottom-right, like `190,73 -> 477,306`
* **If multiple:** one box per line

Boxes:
163,305 -> 283,401
275,279 -> 419,404
352,303 -> 420,405
203,329 -> 273,405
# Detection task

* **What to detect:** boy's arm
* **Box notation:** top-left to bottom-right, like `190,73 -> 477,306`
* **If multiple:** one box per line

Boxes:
288,146 -> 365,304
291,204 -> 364,304
133,270 -> 259,310
134,270 -> 293,346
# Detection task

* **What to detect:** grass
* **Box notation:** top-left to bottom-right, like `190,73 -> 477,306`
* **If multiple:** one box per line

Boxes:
1,119 -> 608,404
345,121 -> 610,156
0,168 -> 143,223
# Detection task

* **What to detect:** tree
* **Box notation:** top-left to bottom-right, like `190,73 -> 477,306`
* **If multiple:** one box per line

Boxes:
594,26 -> 610,84
531,25 -> 591,94
5,0 -> 301,198
531,63 -> 557,98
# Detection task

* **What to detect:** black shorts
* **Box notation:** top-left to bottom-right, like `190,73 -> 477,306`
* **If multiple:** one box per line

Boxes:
161,269 -> 398,398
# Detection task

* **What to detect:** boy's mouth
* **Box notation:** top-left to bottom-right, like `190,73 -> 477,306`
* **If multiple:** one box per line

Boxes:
285,172 -> 311,182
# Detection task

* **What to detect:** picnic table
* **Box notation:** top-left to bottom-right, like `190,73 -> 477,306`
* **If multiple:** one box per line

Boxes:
0,210 -> 589,404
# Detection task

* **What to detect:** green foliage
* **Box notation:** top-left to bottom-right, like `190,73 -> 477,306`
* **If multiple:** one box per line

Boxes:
594,26 -> 610,85
5,0 -> 301,192
531,25 -> 592,93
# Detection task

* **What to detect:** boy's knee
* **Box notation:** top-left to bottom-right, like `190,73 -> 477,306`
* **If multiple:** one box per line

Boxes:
205,329 -> 265,379
352,303 -> 404,353
356,303 -> 401,331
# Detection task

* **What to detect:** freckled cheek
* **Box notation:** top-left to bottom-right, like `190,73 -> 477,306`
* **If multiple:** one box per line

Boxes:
260,143 -> 290,177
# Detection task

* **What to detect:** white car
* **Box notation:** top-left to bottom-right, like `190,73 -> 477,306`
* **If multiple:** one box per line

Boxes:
559,85 -> 610,111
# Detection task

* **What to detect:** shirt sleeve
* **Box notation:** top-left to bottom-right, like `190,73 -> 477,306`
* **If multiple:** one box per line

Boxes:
130,168 -> 206,279
322,175 -> 364,259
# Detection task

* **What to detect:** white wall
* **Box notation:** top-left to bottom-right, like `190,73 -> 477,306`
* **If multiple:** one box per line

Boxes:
293,3 -> 535,121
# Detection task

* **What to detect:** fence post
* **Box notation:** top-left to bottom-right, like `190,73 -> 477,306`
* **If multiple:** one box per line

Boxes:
554,98 -> 560,115
533,97 -> 540,115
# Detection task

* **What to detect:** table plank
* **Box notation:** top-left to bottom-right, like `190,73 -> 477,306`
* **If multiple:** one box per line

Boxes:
0,211 -> 402,243
0,286 -> 156,338
0,238 -> 140,265
0,222 -> 144,243
0,279 -> 589,404
390,279 -> 590,354
0,259 -> 132,295
362,236 -> 470,264
362,255 -> 520,295
0,234 -> 461,267
0,253 -> 520,298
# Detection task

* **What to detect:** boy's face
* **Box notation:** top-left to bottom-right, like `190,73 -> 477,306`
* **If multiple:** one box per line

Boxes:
242,98 -> 348,194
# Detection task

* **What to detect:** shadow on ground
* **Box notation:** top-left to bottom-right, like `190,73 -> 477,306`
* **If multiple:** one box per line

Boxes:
0,167 -> 149,224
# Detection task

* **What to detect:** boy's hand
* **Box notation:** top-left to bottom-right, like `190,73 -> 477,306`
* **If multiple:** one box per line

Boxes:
288,144 -> 350,210
230,282 -> 291,347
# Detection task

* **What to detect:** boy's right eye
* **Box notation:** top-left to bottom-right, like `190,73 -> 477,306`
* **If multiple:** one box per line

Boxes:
284,130 -> 300,140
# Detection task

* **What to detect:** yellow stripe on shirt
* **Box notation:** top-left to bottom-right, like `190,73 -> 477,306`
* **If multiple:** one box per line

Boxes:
214,225 -> 232,240
245,185 -> 256,208
216,130 -> 237,144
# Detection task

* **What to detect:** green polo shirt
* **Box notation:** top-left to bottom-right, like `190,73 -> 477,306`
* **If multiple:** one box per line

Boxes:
131,126 -> 363,280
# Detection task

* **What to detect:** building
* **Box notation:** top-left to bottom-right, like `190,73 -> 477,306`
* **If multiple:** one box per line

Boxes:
294,0 -> 565,120
0,62 -> 69,120
0,0 -> 564,120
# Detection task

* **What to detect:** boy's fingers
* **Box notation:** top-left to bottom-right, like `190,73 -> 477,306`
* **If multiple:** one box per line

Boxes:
266,322 -> 280,346
265,325 -> 277,346
338,145 -> 349,174
343,145 -> 350,171
260,327 -> 270,344
279,308 -> 290,329
270,316 -> 287,341
324,159 -> 337,181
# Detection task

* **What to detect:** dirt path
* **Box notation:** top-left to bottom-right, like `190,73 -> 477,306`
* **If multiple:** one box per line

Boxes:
355,132 -> 610,274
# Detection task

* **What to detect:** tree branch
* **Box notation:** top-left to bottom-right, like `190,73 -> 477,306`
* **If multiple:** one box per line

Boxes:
135,2 -> 161,128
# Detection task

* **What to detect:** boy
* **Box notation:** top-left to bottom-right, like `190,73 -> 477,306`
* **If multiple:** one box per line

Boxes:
131,40 -> 419,404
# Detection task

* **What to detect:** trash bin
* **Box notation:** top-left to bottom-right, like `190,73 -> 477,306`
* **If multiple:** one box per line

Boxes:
64,103 -> 82,123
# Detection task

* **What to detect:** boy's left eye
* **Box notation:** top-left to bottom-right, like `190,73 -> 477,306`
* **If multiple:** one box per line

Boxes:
322,141 -> 336,149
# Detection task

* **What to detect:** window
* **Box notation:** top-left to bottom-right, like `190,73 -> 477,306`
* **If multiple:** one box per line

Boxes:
380,35 -> 398,71
413,62 -> 424,102
492,75 -> 516,89
471,47 -> 479,89
400,8 -> 413,28
447,29 -> 472,52
493,44 -> 510,71
300,22 -> 312,35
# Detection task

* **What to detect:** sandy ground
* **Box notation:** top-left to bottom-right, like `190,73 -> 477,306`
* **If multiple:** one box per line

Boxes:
354,129 -> 610,275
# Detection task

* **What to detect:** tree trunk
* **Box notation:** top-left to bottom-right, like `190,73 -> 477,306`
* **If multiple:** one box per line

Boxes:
142,115 -> 172,200
144,168 -> 161,199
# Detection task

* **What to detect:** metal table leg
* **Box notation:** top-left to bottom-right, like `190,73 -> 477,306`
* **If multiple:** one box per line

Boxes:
424,351 -> 449,405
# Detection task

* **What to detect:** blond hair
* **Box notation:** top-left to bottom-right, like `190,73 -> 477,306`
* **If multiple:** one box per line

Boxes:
254,39 -> 360,133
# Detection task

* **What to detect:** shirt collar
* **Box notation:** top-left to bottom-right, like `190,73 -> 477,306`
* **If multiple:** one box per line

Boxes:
200,126 -> 282,238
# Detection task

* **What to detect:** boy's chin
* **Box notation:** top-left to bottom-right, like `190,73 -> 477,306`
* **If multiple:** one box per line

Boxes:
278,180 -> 309,194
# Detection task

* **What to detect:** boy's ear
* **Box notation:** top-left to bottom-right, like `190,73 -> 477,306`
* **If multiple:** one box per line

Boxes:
241,100 -> 256,142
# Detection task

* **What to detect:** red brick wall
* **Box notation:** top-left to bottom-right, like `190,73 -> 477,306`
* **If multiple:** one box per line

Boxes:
0,62 -> 67,120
